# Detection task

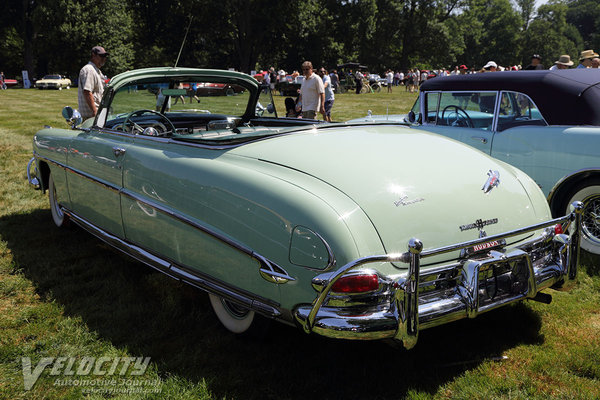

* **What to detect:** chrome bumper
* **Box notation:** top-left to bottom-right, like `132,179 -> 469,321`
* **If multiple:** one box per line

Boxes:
294,202 -> 583,349
27,157 -> 41,189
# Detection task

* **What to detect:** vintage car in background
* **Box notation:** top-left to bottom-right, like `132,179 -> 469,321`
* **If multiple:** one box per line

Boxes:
27,67 -> 582,349
35,74 -> 72,90
352,70 -> 600,256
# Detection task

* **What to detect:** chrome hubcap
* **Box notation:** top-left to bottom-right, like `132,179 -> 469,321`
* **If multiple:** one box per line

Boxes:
582,194 -> 600,244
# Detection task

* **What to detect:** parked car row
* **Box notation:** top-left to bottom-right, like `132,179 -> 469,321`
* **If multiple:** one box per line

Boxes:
27,67 -> 586,349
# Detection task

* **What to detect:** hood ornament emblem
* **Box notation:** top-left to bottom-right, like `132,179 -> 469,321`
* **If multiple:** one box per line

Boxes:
482,170 -> 500,194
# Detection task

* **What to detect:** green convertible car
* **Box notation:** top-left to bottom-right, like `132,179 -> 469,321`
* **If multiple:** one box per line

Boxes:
27,67 -> 583,349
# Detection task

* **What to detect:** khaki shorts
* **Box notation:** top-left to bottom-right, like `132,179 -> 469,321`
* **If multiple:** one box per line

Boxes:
302,110 -> 317,119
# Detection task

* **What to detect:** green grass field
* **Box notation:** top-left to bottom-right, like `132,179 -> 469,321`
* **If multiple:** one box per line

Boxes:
0,88 -> 599,400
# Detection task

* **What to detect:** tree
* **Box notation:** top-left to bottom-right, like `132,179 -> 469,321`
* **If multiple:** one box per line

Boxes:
524,2 -> 582,66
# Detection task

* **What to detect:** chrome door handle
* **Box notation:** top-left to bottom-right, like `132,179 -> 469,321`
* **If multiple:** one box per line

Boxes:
112,147 -> 126,157
471,136 -> 488,144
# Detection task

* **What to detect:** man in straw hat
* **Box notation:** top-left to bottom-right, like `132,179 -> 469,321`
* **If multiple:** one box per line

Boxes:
549,55 -> 574,70
577,49 -> 599,69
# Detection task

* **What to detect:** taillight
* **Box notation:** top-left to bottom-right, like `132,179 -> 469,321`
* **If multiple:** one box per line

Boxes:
331,274 -> 379,293
554,224 -> 564,235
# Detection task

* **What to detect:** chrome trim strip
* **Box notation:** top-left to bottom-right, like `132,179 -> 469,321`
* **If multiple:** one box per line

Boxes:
35,153 -> 121,194
119,188 -> 295,282
61,207 -> 284,319
34,153 -> 295,283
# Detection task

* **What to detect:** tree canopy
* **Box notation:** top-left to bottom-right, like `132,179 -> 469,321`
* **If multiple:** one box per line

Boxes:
0,0 -> 598,79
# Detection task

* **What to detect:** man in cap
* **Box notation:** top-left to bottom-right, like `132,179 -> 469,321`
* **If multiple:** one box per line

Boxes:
524,54 -> 544,70
577,50 -> 599,69
78,46 -> 108,120
549,55 -> 574,70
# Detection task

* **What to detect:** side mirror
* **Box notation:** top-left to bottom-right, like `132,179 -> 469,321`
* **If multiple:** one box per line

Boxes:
267,103 -> 275,114
407,111 -> 416,123
62,106 -> 82,128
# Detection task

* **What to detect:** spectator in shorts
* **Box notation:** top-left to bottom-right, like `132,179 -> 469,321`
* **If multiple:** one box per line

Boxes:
317,67 -> 334,122
297,61 -> 325,119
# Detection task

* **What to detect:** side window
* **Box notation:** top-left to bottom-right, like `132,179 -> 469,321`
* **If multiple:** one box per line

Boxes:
425,93 -> 439,124
496,91 -> 547,131
437,92 -> 496,130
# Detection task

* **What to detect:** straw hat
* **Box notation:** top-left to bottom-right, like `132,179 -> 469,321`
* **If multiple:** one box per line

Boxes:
554,55 -> 574,66
579,50 -> 599,61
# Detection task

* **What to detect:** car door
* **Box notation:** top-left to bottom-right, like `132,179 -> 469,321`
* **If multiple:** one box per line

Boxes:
416,91 -> 496,154
67,127 -> 132,238
489,91 -> 584,196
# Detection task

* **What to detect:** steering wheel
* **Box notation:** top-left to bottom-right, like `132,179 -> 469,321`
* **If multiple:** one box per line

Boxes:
122,109 -> 176,136
441,105 -> 474,128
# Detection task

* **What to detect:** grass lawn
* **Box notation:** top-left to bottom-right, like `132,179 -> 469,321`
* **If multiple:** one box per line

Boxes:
0,87 -> 599,400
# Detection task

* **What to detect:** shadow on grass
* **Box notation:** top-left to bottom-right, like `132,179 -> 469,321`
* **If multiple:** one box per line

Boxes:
2,209 -> 546,399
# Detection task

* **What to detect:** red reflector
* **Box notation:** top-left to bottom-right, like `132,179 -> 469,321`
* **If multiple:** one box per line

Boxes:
554,224 -> 564,235
331,274 -> 379,293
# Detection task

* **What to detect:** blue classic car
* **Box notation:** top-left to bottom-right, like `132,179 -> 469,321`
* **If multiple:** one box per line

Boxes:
354,70 -> 600,256
27,67 -> 583,348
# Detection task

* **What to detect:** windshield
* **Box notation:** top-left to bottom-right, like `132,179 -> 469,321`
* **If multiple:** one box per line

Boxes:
96,76 -> 298,145
44,75 -> 61,80
107,80 -> 252,121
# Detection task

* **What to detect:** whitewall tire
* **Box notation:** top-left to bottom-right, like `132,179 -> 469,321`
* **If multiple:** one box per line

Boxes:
49,173 -> 68,227
565,183 -> 600,255
208,294 -> 255,334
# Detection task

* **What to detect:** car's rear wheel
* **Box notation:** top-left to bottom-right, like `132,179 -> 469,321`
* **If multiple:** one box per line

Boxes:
208,293 -> 255,333
564,181 -> 600,255
49,173 -> 69,227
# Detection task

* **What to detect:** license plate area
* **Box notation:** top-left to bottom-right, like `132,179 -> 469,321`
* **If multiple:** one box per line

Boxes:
477,255 -> 531,310
459,250 -> 535,317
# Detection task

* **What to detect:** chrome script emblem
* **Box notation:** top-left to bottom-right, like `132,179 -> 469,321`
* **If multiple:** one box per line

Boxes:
394,195 -> 425,207
459,218 -> 499,232
482,170 -> 500,194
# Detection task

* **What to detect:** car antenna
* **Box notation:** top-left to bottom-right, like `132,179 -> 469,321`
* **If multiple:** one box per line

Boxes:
174,16 -> 194,68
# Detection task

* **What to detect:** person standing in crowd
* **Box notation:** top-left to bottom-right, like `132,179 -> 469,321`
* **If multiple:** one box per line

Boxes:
269,67 -> 277,94
592,58 -> 600,68
577,50 -> 598,68
482,61 -> 498,72
524,54 -> 544,70
297,61 -> 324,119
0,71 -> 6,90
78,46 -> 108,120
459,65 -> 468,75
329,69 -> 339,93
386,69 -> 394,93
317,68 -> 334,122
397,70 -> 404,87
549,55 -> 573,70
354,69 -> 363,94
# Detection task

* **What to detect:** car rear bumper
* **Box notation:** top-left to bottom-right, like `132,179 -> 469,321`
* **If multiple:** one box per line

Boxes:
294,203 -> 583,349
